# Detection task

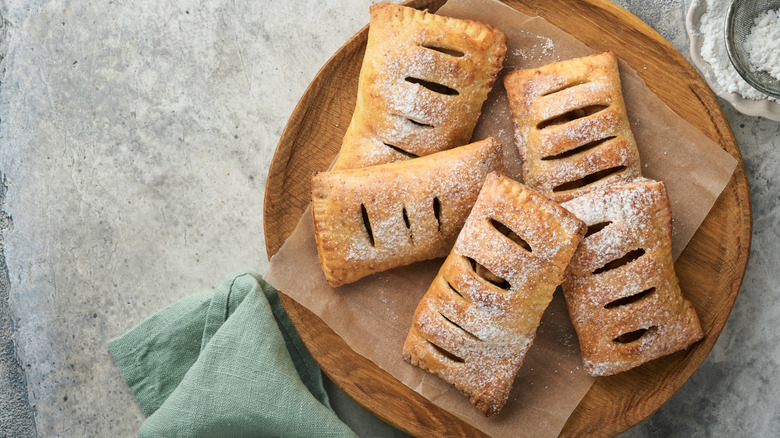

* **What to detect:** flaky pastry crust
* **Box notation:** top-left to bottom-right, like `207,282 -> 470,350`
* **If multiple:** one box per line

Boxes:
332,2 -> 507,170
504,52 -> 641,202
561,179 -> 703,376
403,173 -> 586,416
312,138 -> 504,287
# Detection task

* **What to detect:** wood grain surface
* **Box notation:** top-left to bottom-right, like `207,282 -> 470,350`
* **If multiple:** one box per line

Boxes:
263,0 -> 752,436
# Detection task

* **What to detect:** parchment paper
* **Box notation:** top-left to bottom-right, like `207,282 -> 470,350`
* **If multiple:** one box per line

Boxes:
265,0 -> 738,436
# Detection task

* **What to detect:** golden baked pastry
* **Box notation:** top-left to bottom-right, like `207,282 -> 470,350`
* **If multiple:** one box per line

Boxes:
312,138 -> 504,287
561,179 -> 703,376
504,52 -> 641,202
332,2 -> 507,171
403,173 -> 586,416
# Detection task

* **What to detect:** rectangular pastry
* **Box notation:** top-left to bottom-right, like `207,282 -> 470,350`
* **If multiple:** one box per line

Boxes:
561,179 -> 703,376
402,173 -> 586,416
312,137 -> 504,287
504,52 -> 641,202
332,2 -> 507,171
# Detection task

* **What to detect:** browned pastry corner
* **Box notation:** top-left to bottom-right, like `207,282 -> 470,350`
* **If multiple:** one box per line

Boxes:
331,2 -> 507,171
403,173 -> 586,417
561,179 -> 703,377
504,51 -> 641,203
312,137 -> 504,288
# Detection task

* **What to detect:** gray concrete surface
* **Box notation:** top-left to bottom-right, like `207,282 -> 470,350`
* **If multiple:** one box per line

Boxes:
0,172 -> 36,437
0,0 -> 778,437
0,5 -> 37,434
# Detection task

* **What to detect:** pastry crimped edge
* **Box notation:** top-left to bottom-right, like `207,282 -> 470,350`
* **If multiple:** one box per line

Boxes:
403,173 -> 586,416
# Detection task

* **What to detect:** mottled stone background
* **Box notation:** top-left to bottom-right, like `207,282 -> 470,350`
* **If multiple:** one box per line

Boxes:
0,0 -> 777,436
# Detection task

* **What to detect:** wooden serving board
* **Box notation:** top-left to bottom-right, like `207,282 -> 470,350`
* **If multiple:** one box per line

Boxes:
263,0 -> 752,436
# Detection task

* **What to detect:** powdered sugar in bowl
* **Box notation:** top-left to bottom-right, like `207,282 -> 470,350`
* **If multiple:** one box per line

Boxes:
726,0 -> 780,99
687,0 -> 780,121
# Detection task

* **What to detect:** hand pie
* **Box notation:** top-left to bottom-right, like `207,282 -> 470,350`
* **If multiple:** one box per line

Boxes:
332,2 -> 507,171
504,52 -> 641,202
312,138 -> 504,287
403,173 -> 586,416
561,179 -> 703,376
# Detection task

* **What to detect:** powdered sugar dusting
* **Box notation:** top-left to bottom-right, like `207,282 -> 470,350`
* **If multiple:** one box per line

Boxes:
512,34 -> 555,61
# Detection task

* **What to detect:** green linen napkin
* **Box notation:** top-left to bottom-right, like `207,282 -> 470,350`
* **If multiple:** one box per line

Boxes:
108,271 -> 356,437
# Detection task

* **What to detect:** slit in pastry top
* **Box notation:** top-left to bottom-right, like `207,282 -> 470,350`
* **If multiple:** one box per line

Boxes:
504,51 -> 641,202
331,2 -> 507,171
311,137 -> 504,287
421,44 -> 465,58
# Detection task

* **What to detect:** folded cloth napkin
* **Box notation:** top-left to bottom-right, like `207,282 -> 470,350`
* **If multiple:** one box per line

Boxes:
108,271 -> 356,437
